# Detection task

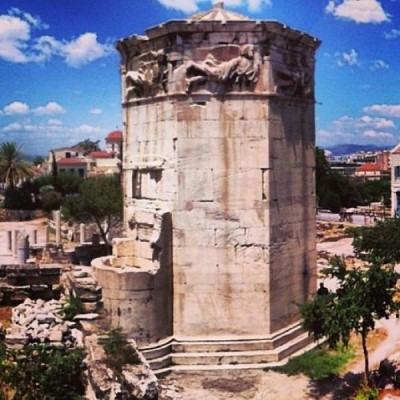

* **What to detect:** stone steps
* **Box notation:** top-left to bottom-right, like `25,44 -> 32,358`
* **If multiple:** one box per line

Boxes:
142,330 -> 314,374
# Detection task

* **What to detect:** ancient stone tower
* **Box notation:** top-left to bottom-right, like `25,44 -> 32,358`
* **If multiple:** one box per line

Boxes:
93,2 -> 320,370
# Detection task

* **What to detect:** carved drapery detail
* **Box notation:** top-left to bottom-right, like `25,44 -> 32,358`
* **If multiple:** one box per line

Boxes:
121,35 -> 317,101
123,44 -> 262,99
124,50 -> 169,99
182,44 -> 261,92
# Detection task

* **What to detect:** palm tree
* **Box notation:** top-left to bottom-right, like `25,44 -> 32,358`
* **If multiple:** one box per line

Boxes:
0,142 -> 34,188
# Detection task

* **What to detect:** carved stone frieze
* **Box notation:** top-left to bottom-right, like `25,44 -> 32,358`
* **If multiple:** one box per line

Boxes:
124,50 -> 170,99
270,52 -> 315,99
119,20 -> 320,101
182,44 -> 261,92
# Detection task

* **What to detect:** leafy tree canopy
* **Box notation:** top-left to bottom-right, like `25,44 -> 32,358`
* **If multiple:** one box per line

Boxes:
0,142 -> 33,189
349,218 -> 400,264
0,344 -> 86,399
316,147 -> 390,212
301,256 -> 399,384
74,139 -> 100,155
35,172 -> 83,197
32,155 -> 45,166
63,175 -> 122,246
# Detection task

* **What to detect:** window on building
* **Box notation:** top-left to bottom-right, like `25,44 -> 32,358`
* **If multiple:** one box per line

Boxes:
395,166 -> 400,179
132,170 -> 142,198
78,168 -> 85,178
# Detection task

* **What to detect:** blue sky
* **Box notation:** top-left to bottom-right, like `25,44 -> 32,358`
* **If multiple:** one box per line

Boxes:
0,0 -> 399,155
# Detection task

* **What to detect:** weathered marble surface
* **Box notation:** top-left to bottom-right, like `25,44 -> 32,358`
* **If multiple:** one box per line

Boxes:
96,2 -> 320,368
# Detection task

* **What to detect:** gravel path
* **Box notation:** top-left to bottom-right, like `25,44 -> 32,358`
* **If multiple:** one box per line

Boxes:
352,316 -> 400,373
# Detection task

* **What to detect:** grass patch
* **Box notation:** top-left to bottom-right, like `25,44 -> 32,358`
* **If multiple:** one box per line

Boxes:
271,345 -> 354,381
101,328 -> 141,374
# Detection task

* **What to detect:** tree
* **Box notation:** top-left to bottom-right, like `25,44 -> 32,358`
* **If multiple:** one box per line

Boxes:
63,175 -> 122,247
34,172 -> 83,197
0,142 -> 33,188
350,218 -> 400,264
301,256 -> 399,385
0,344 -> 86,399
315,148 -> 390,211
4,186 -> 35,210
74,139 -> 100,155
32,155 -> 45,166
51,149 -> 58,180
320,190 -> 341,213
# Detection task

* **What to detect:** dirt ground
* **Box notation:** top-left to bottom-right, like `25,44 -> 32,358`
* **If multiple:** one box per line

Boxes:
159,370 -> 312,400
158,368 -> 364,400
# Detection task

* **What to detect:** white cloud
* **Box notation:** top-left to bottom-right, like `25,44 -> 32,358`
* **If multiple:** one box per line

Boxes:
74,124 -> 102,134
326,0 -> 390,24
156,0 -> 271,13
0,8 -> 114,67
362,130 -> 394,141
246,0 -> 272,12
33,102 -> 65,115
363,104 -> 400,117
0,14 -> 30,62
157,0 -> 200,13
0,118 -> 108,154
48,119 -> 63,126
384,28 -> 400,39
371,59 -> 389,70
31,35 -> 61,62
8,8 -> 48,30
317,112 -> 397,146
3,101 -> 30,115
62,33 -> 114,68
90,108 -> 103,115
3,122 -> 22,132
317,128 -> 356,145
332,115 -> 395,130
335,49 -> 359,67
357,115 -> 394,129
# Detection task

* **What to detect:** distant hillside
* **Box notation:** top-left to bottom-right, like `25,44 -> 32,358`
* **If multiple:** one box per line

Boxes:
325,144 -> 393,156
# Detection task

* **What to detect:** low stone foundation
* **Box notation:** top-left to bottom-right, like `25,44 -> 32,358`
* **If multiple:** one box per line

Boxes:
92,255 -> 313,373
0,264 -> 61,305
139,323 -> 313,374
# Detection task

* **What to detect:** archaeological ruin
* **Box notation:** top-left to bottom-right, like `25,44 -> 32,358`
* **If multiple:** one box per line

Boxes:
92,1 -> 321,371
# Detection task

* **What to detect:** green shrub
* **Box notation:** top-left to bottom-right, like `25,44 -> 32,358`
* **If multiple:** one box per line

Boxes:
354,384 -> 378,400
0,344 -> 86,399
61,295 -> 83,320
102,328 -> 140,373
271,345 -> 354,380
40,190 -> 62,212
4,187 -> 35,210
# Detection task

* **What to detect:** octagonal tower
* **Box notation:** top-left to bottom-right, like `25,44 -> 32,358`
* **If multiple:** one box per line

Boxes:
98,2 -> 320,369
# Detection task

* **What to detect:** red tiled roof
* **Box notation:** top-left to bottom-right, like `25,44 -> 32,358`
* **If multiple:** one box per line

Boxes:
106,130 -> 122,141
89,151 -> 111,159
356,163 -> 381,172
57,157 -> 87,166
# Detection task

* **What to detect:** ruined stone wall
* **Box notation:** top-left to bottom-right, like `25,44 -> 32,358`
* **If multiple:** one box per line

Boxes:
93,261 -> 172,346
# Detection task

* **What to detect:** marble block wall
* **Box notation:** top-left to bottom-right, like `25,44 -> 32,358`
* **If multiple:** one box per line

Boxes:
111,3 -> 320,347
